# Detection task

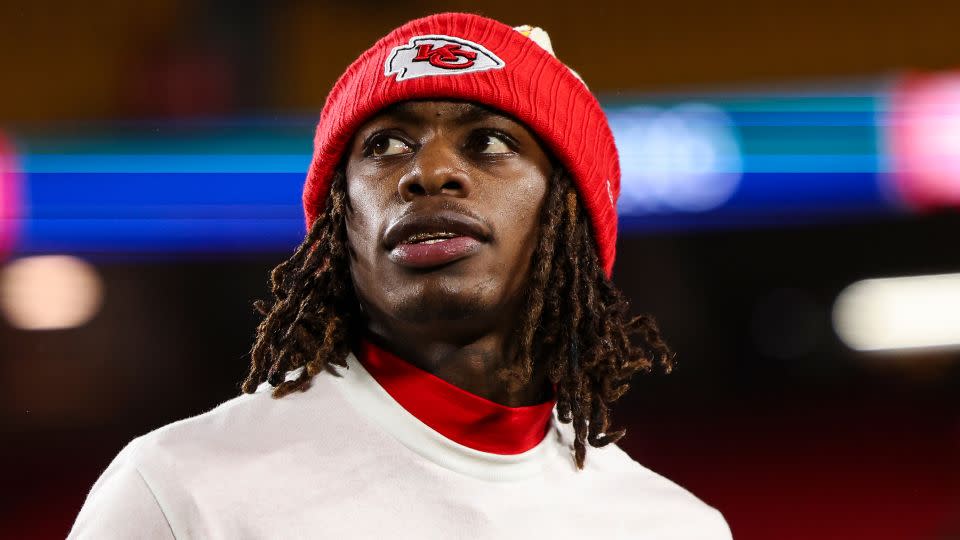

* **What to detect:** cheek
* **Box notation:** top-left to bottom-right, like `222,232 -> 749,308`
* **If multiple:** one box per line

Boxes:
345,178 -> 387,271
489,171 -> 550,268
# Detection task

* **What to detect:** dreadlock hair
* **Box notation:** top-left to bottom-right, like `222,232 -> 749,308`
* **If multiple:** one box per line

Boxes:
243,166 -> 674,469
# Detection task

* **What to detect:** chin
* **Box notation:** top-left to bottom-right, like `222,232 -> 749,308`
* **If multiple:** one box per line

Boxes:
388,274 -> 502,325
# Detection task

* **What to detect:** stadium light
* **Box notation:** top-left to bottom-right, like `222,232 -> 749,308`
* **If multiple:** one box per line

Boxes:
0,255 -> 103,330
833,272 -> 960,352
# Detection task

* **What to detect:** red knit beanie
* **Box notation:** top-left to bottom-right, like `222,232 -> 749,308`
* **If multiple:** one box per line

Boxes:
302,12 -> 621,276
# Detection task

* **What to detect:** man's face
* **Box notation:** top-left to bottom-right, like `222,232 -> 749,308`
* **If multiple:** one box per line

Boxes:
344,101 -> 552,336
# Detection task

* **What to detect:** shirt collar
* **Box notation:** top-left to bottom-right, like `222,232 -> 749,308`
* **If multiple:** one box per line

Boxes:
354,339 -> 557,455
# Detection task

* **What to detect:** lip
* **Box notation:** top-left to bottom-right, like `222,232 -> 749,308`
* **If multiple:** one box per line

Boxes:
383,210 -> 491,269
389,236 -> 482,268
383,210 -> 491,250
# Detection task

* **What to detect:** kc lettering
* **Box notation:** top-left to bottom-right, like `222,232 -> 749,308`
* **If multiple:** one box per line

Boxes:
385,35 -> 505,82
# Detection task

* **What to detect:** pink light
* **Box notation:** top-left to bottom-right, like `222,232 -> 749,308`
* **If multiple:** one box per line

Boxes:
889,72 -> 960,209
0,132 -> 22,259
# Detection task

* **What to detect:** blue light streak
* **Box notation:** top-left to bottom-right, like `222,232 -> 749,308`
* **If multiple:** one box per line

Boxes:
7,91 -> 904,257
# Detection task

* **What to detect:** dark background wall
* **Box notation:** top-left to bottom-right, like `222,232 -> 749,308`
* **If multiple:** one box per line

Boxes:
4,0 -> 960,123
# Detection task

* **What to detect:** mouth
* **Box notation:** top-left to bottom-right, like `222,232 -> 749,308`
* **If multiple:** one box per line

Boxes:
384,210 -> 491,269
401,231 -> 462,245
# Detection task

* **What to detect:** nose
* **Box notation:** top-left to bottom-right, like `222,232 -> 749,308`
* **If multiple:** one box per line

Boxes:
398,139 -> 472,201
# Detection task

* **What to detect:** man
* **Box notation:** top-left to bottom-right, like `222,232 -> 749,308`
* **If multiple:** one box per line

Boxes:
70,13 -> 732,539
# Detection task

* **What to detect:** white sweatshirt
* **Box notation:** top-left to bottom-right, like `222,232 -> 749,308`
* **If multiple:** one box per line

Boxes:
68,353 -> 733,539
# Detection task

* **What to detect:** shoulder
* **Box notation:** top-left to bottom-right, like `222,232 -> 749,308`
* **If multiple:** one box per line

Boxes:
68,368 -> 350,538
592,444 -> 732,538
68,436 -> 176,539
92,367 -> 371,509
124,367 -> 351,471
70,366 -> 410,538
554,421 -> 732,539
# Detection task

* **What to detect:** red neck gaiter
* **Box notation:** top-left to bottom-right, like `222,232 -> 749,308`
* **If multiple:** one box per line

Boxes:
354,339 -> 556,455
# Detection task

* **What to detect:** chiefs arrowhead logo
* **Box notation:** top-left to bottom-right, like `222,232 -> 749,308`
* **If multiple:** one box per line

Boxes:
385,35 -> 505,82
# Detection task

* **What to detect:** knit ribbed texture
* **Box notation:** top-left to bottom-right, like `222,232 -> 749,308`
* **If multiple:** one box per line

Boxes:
302,12 -> 620,276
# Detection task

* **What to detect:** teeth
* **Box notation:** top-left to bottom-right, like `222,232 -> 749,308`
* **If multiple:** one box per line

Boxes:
405,231 -> 459,244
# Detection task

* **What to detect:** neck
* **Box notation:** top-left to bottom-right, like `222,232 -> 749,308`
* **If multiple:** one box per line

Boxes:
363,320 -> 552,408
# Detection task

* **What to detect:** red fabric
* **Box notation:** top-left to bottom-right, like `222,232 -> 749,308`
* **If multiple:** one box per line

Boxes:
354,339 -> 556,455
302,12 -> 620,276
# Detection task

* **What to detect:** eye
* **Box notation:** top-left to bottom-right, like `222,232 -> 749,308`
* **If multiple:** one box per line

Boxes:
366,134 -> 412,157
467,131 -> 515,154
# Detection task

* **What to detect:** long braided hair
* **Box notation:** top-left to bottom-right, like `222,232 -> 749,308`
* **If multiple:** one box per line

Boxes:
242,166 -> 674,469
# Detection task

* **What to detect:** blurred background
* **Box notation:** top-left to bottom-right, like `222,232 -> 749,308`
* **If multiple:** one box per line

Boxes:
2,1 -> 958,538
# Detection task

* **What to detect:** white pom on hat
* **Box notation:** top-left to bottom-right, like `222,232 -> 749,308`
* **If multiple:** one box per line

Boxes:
513,24 -> 586,87
513,25 -> 555,56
